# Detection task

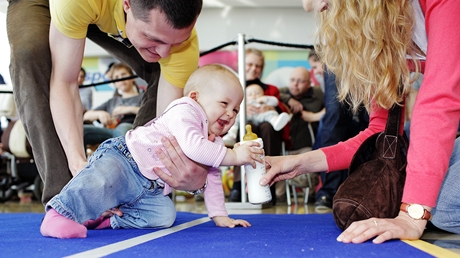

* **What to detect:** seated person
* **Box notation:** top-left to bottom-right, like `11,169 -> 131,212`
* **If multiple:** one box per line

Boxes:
279,66 -> 325,153
223,83 -> 291,146
40,64 -> 258,239
78,67 -> 92,112
277,66 -> 325,200
83,63 -> 143,147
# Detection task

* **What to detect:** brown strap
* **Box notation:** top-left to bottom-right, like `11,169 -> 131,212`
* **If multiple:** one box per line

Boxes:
382,103 -> 402,159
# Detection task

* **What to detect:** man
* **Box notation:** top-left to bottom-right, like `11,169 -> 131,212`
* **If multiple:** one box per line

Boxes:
277,66 -> 325,202
280,66 -> 324,154
6,0 -> 207,205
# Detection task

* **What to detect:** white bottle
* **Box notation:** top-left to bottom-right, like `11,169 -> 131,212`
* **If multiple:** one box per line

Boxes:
242,125 -> 272,204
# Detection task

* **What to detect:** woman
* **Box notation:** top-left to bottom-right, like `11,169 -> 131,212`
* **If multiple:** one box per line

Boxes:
154,0 -> 460,244
258,0 -> 460,244
83,63 -> 143,147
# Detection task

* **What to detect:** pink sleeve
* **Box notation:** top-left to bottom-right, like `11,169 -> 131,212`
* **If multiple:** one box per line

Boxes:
402,0 -> 460,206
321,104 -> 392,172
165,105 -> 227,168
203,168 -> 228,218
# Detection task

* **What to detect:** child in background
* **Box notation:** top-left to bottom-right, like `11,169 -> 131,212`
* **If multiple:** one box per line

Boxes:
223,83 -> 291,146
40,64 -> 262,239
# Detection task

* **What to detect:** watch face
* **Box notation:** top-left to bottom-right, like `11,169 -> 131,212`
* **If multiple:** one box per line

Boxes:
407,204 -> 424,219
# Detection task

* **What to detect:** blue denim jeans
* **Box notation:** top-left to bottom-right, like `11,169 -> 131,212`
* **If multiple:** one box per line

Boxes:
431,137 -> 460,234
46,136 -> 176,229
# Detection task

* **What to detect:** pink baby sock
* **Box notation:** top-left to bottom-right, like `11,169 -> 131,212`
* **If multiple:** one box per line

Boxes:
83,216 -> 111,229
40,209 -> 87,239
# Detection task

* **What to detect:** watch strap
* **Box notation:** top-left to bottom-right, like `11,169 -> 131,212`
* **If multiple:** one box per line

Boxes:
186,179 -> 207,196
400,202 -> 432,220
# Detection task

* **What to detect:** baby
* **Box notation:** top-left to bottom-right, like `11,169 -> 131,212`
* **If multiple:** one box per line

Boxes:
223,83 -> 291,146
40,64 -> 263,238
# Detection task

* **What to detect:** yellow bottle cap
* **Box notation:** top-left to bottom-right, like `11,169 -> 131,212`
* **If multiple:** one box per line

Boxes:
243,124 -> 258,141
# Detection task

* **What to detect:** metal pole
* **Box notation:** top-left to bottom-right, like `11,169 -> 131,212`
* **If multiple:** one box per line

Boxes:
237,33 -> 247,203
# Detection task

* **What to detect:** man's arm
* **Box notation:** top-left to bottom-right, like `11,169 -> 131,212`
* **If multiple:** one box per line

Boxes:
156,74 -> 183,116
49,21 -> 87,176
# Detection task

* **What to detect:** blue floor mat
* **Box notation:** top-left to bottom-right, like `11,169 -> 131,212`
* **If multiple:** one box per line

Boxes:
0,212 -> 434,257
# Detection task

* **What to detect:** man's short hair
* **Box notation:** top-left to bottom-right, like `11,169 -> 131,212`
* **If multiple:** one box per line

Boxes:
130,0 -> 203,29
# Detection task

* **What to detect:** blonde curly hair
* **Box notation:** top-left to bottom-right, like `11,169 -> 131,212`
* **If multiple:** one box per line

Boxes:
316,0 -> 419,112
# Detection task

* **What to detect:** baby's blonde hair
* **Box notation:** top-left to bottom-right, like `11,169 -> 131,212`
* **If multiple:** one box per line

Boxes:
184,64 -> 239,95
316,0 -> 419,112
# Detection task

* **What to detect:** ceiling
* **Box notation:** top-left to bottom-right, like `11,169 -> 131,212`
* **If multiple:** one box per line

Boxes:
0,0 -> 302,14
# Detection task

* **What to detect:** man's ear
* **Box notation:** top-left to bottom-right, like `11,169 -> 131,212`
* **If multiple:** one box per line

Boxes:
123,0 -> 131,13
188,91 -> 198,101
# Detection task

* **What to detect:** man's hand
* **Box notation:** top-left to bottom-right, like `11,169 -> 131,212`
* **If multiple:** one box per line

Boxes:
288,98 -> 303,114
153,135 -> 210,191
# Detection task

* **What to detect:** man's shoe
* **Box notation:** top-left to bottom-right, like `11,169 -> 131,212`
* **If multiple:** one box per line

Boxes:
314,196 -> 332,213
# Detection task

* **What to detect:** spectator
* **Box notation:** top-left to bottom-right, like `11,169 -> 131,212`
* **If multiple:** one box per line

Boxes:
223,83 -> 291,146
306,49 -> 369,212
83,63 -> 143,147
277,66 -> 325,201
78,68 -> 92,112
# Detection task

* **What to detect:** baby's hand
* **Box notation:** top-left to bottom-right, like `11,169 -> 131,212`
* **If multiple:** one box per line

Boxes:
232,142 -> 264,168
256,96 -> 267,104
212,216 -> 251,228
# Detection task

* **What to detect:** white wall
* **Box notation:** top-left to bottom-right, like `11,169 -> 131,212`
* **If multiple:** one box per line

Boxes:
84,7 -> 318,56
196,7 -> 317,51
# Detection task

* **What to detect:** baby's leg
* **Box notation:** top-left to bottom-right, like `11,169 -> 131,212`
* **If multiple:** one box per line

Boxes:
40,209 -> 87,239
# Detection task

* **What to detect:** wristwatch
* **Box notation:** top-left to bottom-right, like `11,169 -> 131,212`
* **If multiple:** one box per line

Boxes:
400,203 -> 432,220
186,180 -> 207,195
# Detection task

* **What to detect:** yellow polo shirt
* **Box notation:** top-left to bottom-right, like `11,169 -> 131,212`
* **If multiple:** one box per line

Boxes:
49,0 -> 199,88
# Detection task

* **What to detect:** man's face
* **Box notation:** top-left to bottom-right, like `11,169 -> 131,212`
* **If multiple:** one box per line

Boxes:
78,70 -> 85,85
289,68 -> 311,99
123,0 -> 196,63
309,58 -> 324,76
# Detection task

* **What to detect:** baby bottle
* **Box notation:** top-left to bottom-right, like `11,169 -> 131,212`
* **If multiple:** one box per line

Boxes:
243,124 -> 272,204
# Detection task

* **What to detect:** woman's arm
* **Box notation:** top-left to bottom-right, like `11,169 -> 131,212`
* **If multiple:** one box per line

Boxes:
111,106 -> 140,117
260,149 -> 328,186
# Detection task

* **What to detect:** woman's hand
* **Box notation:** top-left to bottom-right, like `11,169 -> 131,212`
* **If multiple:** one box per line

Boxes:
260,150 -> 328,186
337,211 -> 427,244
259,155 -> 302,186
112,106 -> 127,117
153,135 -> 210,191
246,103 -> 260,116
97,111 -> 112,125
